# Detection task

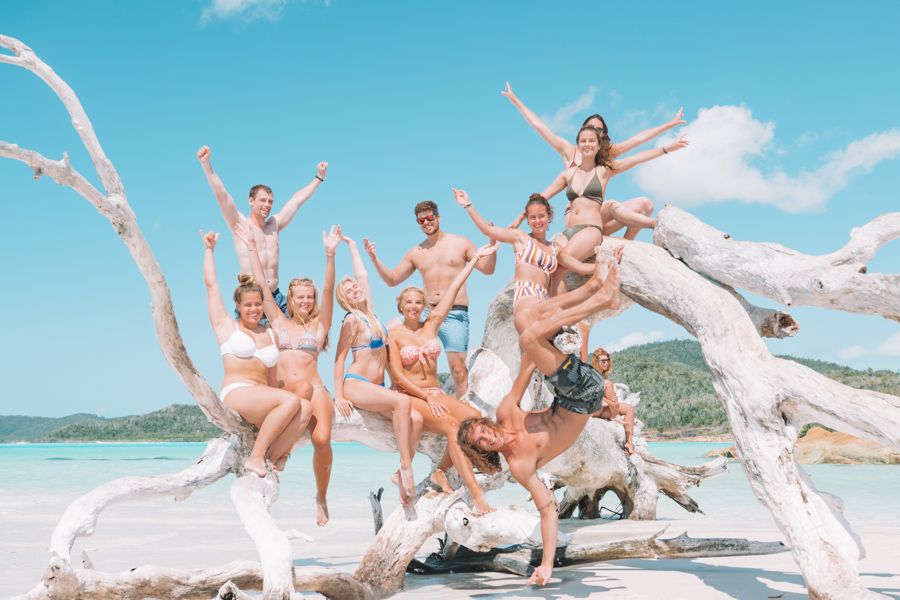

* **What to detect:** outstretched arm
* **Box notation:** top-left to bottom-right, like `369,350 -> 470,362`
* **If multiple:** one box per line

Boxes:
342,234 -> 374,304
496,357 -> 536,420
502,82 -> 575,166
453,189 -> 524,245
465,238 -> 498,276
430,244 -> 498,329
234,219 -> 288,327
197,146 -> 241,229
363,238 -> 417,287
319,225 -> 341,332
540,170 -> 569,201
610,136 -> 689,175
510,464 -> 558,586
201,231 -> 231,337
611,108 -> 685,157
274,161 -> 327,230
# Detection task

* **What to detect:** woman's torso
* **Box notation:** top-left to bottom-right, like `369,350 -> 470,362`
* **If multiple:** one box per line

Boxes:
391,323 -> 442,389
219,323 -> 279,386
513,236 -> 558,288
565,166 -> 608,227
345,313 -> 388,384
274,318 -> 326,390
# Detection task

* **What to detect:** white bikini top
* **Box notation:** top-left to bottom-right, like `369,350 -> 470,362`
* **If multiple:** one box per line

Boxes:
219,327 -> 279,367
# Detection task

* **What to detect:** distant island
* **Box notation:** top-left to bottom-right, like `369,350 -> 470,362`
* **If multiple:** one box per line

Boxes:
2,340 -> 898,443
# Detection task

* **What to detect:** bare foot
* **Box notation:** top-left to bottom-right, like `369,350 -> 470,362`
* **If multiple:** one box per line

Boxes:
243,456 -> 268,478
391,470 -> 412,507
272,453 -> 290,472
430,468 -> 452,493
399,465 -> 416,498
315,494 -> 329,527
624,440 -> 635,455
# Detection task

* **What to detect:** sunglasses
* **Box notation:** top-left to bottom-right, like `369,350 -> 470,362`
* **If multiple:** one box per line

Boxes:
416,214 -> 436,225
597,358 -> 610,363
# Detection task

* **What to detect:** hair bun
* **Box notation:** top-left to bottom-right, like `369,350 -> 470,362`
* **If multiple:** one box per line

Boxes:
237,273 -> 255,285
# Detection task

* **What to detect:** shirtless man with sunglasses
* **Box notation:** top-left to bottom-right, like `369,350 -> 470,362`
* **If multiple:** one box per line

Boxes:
364,200 -> 497,397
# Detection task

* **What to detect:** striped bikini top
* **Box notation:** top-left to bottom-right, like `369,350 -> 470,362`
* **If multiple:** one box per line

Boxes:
515,237 -> 558,275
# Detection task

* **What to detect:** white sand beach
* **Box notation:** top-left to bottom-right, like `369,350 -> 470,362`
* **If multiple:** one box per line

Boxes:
3,442 -> 899,599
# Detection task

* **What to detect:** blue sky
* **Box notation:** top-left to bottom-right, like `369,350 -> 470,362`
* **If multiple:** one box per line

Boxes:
1,1 -> 898,417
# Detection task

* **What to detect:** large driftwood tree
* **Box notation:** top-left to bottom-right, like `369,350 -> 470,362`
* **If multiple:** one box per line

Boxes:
4,34 -> 898,600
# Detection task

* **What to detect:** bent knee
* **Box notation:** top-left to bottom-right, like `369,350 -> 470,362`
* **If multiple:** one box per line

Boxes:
311,428 -> 332,448
519,327 -> 539,348
636,196 -> 653,213
294,381 -> 313,399
281,394 -> 302,414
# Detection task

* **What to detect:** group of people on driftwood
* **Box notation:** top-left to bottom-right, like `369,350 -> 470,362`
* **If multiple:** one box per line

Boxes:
198,84 -> 688,585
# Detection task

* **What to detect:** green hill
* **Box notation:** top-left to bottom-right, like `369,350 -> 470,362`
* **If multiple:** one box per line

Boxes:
2,341 -> 897,442
611,339 -> 900,436
0,405 -> 222,443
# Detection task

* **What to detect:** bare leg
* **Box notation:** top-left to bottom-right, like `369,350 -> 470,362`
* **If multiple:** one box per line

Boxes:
602,197 -> 655,240
266,381 -> 313,468
309,386 -> 334,526
224,385 -> 302,477
344,380 -> 418,498
446,351 -> 468,398
619,403 -> 636,454
520,257 -> 621,376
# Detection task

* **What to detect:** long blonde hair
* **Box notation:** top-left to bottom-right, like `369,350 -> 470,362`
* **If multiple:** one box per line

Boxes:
336,275 -> 384,342
287,277 -> 329,350
591,347 -> 612,375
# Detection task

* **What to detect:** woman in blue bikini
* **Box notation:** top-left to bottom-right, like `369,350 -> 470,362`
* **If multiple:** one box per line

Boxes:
202,230 -> 312,478
333,232 -> 423,505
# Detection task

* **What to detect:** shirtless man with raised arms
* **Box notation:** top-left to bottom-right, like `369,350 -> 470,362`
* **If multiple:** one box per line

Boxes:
197,145 -> 327,319
364,200 -> 497,397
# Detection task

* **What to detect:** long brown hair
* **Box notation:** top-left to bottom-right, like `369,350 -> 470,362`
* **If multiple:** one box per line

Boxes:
577,125 -> 614,169
457,417 -> 503,474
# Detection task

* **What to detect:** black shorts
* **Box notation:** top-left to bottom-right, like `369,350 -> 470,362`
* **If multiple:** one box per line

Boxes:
546,354 -> 604,415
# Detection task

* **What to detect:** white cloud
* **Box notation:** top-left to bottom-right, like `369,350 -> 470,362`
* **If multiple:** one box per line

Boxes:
541,86 -> 598,135
632,104 -> 900,213
201,0 -> 288,24
838,331 -> 900,360
605,330 -> 667,352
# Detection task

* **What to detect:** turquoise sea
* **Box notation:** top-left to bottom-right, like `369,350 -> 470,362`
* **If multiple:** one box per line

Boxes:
2,441 -> 898,598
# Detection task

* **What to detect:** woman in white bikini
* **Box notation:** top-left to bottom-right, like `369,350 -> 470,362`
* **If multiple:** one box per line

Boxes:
201,230 -> 312,478
237,220 -> 340,525
333,233 -> 423,505
387,242 -> 498,514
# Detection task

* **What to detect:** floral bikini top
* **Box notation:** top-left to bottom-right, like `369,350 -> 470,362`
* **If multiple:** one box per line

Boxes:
399,338 -> 442,366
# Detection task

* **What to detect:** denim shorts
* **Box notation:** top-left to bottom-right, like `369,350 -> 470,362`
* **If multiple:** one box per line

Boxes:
421,305 -> 470,353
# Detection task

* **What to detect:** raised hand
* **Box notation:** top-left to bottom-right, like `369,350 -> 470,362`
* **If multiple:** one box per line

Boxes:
501,82 -> 517,101
476,242 -> 499,258
665,135 -> 689,154
317,161 -> 328,179
670,107 -> 686,127
196,145 -> 211,165
200,230 -> 219,249
363,238 -> 377,257
232,217 -> 256,250
451,188 -> 471,208
323,225 -> 341,254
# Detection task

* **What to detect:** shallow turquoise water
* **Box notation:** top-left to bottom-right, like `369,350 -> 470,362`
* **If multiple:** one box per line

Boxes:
2,440 -> 896,527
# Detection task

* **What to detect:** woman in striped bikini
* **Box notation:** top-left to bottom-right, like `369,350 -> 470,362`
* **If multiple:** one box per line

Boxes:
237,220 -> 340,526
333,232 -> 423,505
454,189 -> 593,334
388,242 -> 498,514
